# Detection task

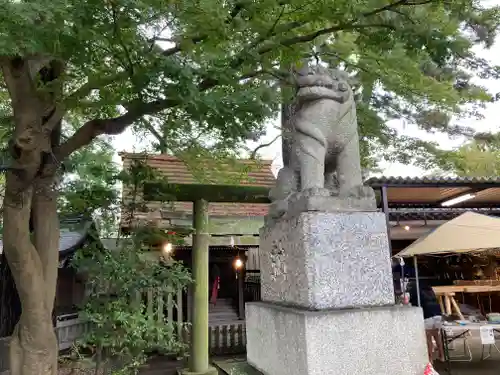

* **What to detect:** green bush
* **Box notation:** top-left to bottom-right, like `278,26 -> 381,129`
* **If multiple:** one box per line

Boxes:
70,242 -> 191,375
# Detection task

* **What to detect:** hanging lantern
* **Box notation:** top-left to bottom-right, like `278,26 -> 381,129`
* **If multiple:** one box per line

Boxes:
234,257 -> 243,270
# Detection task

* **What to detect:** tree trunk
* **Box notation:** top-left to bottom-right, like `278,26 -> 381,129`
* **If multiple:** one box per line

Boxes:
281,60 -> 306,167
281,101 -> 295,167
1,57 -> 64,375
0,254 -> 21,337
3,182 -> 58,375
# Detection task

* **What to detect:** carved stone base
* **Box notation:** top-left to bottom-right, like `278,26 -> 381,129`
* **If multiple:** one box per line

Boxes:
260,211 -> 394,310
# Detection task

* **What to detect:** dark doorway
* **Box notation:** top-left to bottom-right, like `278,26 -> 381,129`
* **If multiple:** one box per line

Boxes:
211,260 -> 236,299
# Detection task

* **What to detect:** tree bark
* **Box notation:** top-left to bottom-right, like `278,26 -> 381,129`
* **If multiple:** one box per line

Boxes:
281,101 -> 295,167
1,57 -> 62,375
0,254 -> 21,338
281,61 -> 305,167
3,182 -> 58,375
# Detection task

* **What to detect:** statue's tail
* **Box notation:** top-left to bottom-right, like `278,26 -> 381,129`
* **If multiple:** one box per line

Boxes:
281,101 -> 296,167
293,113 -> 328,163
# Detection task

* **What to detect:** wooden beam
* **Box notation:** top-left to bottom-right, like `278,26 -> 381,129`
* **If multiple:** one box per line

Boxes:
144,182 -> 271,203
381,185 -> 393,257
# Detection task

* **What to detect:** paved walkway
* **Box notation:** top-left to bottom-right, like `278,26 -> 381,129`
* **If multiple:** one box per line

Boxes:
142,355 -> 500,375
101,348 -> 500,375
139,355 -> 500,375
140,356 -> 185,375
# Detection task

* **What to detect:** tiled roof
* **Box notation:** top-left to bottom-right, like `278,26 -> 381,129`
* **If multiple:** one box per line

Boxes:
387,208 -> 500,221
366,176 -> 500,186
0,215 -> 98,257
120,153 -> 275,187
0,232 -> 82,255
367,176 -> 500,207
120,153 -> 275,226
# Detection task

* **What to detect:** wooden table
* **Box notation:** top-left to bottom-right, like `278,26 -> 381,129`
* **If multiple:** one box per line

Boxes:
433,285 -> 500,319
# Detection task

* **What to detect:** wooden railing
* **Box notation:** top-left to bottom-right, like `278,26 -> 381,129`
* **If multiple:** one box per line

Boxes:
244,270 -> 261,303
209,323 -> 246,355
182,322 -> 246,355
139,286 -> 186,341
50,286 -> 246,356
55,313 -> 92,351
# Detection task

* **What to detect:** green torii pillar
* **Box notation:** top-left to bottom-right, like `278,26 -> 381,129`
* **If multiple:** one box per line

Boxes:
188,198 -> 215,375
145,182 -> 270,375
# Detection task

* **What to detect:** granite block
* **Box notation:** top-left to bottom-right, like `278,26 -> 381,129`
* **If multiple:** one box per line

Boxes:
259,211 -> 394,309
246,302 -> 428,375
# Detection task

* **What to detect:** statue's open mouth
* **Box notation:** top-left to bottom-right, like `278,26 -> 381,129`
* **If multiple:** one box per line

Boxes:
298,82 -> 335,89
296,85 -> 345,103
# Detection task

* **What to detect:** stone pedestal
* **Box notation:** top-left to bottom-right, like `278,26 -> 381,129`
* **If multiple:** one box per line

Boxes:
246,211 -> 428,375
247,303 -> 427,375
260,211 -> 394,309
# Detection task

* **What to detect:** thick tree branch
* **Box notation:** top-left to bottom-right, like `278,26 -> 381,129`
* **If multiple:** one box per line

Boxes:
256,23 -> 397,57
54,98 -> 175,159
55,67 -> 272,159
140,119 -> 168,151
250,134 -> 281,159
64,72 -> 128,107
42,105 -> 65,134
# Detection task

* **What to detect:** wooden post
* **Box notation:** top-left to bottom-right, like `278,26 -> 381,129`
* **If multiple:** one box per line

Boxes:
177,286 -> 183,338
157,288 -> 164,323
237,269 -> 245,320
444,294 -> 452,316
147,288 -> 154,320
450,295 -> 465,320
381,185 -> 393,257
167,290 -> 174,327
438,295 -> 445,315
187,284 -> 193,324
185,199 -> 217,375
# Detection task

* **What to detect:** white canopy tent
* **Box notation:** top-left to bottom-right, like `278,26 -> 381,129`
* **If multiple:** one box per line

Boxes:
394,212 -> 500,307
395,211 -> 500,257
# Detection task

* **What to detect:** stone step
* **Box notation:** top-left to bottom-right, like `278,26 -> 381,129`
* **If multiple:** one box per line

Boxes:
208,298 -> 239,324
209,312 -> 238,318
209,305 -> 236,311
209,309 -> 240,323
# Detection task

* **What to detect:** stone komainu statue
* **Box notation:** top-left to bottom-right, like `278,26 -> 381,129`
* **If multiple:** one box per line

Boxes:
269,64 -> 375,219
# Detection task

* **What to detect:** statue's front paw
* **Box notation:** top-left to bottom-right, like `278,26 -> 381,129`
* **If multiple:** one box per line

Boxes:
269,200 -> 288,218
343,185 -> 376,200
302,187 -> 331,197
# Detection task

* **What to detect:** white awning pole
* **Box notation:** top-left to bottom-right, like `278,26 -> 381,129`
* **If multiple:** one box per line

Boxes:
414,256 -> 421,307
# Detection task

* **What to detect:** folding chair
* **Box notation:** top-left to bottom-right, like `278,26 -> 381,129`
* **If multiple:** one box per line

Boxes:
444,328 -> 472,362
480,326 -> 500,360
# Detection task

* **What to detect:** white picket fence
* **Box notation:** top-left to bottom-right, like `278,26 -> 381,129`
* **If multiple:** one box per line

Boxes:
52,287 -> 247,355
55,313 -> 92,350
54,287 -> 185,351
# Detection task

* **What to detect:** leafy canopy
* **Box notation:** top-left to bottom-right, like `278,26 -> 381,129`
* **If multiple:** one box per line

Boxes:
0,0 -> 500,168
434,133 -> 500,177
